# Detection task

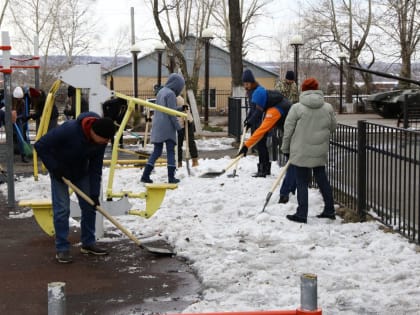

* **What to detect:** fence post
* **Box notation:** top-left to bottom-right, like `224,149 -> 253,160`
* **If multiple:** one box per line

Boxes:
357,120 -> 367,222
300,273 -> 318,311
227,97 -> 242,143
48,282 -> 66,315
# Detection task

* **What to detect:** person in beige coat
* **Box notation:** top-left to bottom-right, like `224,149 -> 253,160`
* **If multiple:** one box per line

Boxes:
281,77 -> 337,224
176,96 -> 199,167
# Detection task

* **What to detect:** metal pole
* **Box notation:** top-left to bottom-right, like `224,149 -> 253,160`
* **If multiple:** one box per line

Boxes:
357,120 -> 367,222
132,51 -> 139,98
300,273 -> 318,311
293,45 -> 299,87
2,31 -> 15,207
34,35 -> 40,89
48,282 -> 66,315
339,58 -> 344,114
204,39 -> 210,125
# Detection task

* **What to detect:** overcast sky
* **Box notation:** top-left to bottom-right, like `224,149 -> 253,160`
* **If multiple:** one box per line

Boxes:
92,0 -> 302,62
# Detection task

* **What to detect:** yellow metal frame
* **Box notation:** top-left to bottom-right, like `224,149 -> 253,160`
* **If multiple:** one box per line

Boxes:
26,83 -> 187,236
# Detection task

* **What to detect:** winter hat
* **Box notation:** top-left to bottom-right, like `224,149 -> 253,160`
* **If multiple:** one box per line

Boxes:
91,117 -> 116,139
285,70 -> 295,81
301,77 -> 319,91
242,69 -> 256,83
13,86 -> 24,98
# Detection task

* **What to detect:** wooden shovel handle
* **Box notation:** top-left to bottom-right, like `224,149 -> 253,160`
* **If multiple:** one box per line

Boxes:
62,177 -> 142,247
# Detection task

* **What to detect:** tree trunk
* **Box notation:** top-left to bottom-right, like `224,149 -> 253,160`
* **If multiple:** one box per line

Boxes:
228,0 -> 243,97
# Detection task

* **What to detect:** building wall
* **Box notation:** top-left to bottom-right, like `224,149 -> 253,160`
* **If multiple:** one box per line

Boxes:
105,36 -> 278,112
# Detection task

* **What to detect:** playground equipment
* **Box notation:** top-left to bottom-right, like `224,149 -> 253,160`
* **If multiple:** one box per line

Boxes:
19,63 -> 186,240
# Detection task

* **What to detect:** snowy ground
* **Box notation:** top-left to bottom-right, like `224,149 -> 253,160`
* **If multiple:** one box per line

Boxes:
4,137 -> 420,315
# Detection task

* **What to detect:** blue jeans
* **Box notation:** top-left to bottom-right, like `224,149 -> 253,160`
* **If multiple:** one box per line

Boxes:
279,164 -> 296,197
51,175 -> 96,252
147,140 -> 176,167
295,165 -> 334,219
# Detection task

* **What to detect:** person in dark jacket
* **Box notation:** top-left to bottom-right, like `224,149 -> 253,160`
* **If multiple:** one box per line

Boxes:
242,69 -> 271,177
140,73 -> 184,184
238,86 -> 291,158
34,112 -> 116,263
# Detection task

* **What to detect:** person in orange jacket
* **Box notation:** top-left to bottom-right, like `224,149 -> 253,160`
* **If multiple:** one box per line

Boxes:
238,88 -> 292,158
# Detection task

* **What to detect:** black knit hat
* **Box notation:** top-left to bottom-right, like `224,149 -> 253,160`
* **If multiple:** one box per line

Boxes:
91,117 -> 116,139
285,70 -> 295,81
242,69 -> 256,83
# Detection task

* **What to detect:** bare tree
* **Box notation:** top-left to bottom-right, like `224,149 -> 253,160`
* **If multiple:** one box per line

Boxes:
56,0 -> 97,65
228,0 -> 243,96
0,0 -> 10,27
150,0 -> 216,92
211,0 -> 268,95
301,0 -> 373,100
8,0 -> 97,89
375,0 -> 420,88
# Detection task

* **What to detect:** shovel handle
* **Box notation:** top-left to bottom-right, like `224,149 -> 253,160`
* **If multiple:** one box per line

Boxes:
223,154 -> 244,173
269,160 -> 291,193
62,177 -> 143,247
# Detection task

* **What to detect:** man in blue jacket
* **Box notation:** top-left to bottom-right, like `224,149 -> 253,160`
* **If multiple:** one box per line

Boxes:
34,112 -> 116,263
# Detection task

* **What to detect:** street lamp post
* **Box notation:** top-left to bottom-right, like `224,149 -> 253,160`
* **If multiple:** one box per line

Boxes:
338,52 -> 347,114
131,44 -> 141,99
155,42 -> 165,89
131,44 -> 141,112
201,28 -> 213,125
290,35 -> 304,87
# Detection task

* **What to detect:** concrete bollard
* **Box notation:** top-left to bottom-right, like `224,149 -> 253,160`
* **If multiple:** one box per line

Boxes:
300,273 -> 317,311
48,282 -> 66,315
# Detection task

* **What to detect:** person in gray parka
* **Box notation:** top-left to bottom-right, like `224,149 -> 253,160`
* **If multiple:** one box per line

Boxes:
281,77 -> 337,224
141,73 -> 184,184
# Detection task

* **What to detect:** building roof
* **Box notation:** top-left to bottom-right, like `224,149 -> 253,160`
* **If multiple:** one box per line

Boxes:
102,36 -> 278,79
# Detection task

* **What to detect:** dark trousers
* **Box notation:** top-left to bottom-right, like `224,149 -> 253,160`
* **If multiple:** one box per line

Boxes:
280,163 -> 296,197
256,133 -> 269,165
177,122 -> 198,161
295,165 -> 335,219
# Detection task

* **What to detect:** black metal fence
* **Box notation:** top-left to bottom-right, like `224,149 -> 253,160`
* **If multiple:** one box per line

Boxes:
329,121 -> 420,244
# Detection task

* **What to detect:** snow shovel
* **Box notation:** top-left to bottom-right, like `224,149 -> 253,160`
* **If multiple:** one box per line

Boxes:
13,123 -> 32,157
62,177 -> 174,255
228,127 -> 248,178
200,154 -> 244,178
261,160 -> 291,212
184,117 -> 191,175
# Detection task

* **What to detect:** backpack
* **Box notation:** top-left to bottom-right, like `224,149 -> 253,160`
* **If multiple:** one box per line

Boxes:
265,90 -> 292,130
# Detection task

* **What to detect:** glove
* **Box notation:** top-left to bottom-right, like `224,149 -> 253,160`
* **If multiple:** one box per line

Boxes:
283,153 -> 290,159
243,120 -> 251,130
91,196 -> 100,209
238,145 -> 248,157
182,105 -> 189,111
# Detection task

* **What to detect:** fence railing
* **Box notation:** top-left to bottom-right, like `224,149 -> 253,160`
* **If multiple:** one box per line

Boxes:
328,121 -> 420,244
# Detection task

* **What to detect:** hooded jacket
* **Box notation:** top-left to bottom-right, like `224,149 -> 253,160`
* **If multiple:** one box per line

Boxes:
281,90 -> 337,168
151,73 -> 184,143
34,112 -> 107,197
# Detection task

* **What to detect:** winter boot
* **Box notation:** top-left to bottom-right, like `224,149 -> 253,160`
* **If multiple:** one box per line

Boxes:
168,166 -> 180,183
192,158 -> 199,167
252,163 -> 266,178
178,161 -> 182,168
140,164 -> 154,183
264,162 -> 271,176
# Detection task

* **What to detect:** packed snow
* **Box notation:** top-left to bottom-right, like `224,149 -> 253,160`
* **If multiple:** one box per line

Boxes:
4,137 -> 420,315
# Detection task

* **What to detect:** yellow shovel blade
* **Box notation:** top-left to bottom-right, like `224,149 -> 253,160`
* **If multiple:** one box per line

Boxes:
128,183 -> 178,218
19,199 -> 55,236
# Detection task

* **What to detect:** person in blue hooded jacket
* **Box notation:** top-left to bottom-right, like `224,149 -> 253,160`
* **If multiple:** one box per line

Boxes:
34,112 -> 116,263
141,73 -> 184,184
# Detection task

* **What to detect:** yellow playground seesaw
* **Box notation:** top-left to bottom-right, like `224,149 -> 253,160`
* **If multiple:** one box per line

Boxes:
19,64 -> 187,237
